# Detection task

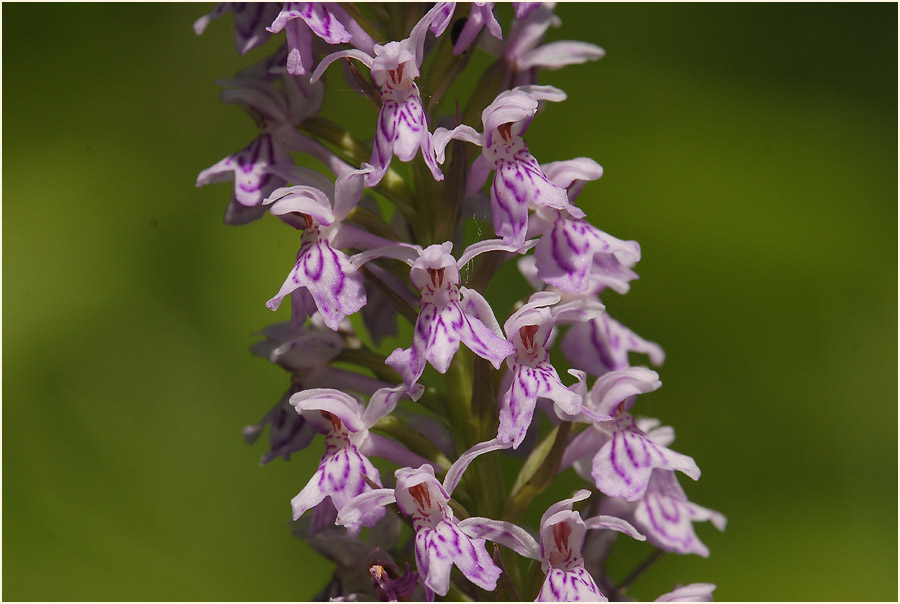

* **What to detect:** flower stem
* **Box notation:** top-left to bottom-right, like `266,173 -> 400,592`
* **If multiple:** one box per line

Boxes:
611,549 -> 665,599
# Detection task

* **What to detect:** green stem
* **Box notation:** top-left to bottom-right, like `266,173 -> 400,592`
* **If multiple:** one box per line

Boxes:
344,205 -> 402,241
611,549 -> 665,599
298,117 -> 416,214
442,349 -> 474,454
334,347 -> 398,383
372,415 -> 452,470
503,422 -> 573,523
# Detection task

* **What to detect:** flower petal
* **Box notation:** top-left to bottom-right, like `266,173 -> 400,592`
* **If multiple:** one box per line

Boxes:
583,514 -> 645,541
416,520 -> 501,595
457,517 -> 541,560
535,215 -> 641,293
562,314 -> 665,376
291,444 -> 385,525
290,388 -> 367,433
498,362 -> 582,448
519,40 -> 606,71
592,421 -> 700,501
443,437 -> 512,495
586,367 -> 662,419
634,473 -> 726,557
537,567 -> 607,602
266,239 -> 366,331
655,583 -> 717,602
336,488 -> 397,532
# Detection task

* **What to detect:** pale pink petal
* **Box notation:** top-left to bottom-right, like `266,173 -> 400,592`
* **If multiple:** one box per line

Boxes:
562,314 -> 665,377
335,488 -> 397,532
519,40 -> 606,71
266,240 -> 366,331
655,583 -> 717,602
537,567 -> 607,602
587,367 -> 662,418
416,520 -> 501,595
457,517 -> 541,559
290,444 -> 385,527
443,437 -> 511,495
592,421 -> 700,502
583,514 -> 646,541
634,473 -> 726,557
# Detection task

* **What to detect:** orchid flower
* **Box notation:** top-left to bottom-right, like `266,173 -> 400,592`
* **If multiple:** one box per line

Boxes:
458,489 -> 645,602
496,291 -> 604,448
354,239 -> 527,387
289,384 -> 429,531
525,157 -> 642,294
267,2 -> 375,76
433,85 -> 571,247
311,5 -> 447,187
561,373 -> 700,501
498,2 -> 605,87
265,165 -> 395,331
196,61 -> 350,225
243,320 -> 391,466
561,312 -> 665,377
601,468 -> 727,558
337,439 -> 512,597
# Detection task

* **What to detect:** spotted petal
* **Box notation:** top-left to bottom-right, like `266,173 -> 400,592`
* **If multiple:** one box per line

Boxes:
537,567 -> 607,602
415,519 -> 501,596
369,92 -> 442,187
290,443 -> 385,527
535,213 -> 641,293
491,147 -> 569,246
634,471 -> 726,557
266,239 -> 366,331
196,134 -> 293,224
387,301 -> 512,387
562,314 -> 665,376
592,418 -> 700,501
498,361 -> 582,448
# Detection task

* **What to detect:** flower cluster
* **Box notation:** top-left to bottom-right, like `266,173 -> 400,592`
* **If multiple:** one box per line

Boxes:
196,3 -> 724,601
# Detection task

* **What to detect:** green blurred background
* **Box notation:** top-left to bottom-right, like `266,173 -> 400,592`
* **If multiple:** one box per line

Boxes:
3,3 -> 896,601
